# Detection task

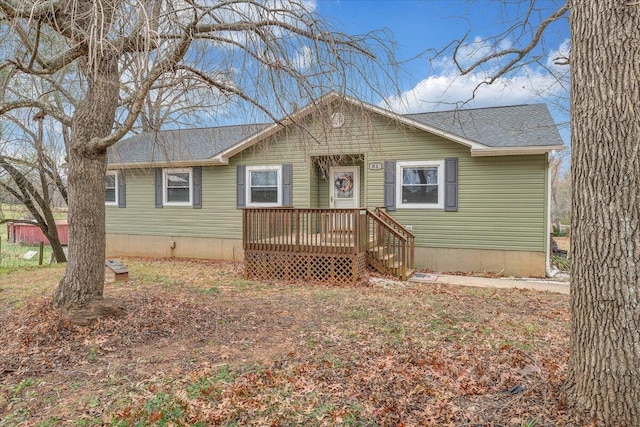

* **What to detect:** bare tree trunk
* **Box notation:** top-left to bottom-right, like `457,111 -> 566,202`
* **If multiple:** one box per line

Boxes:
54,150 -> 107,305
35,118 -> 67,263
564,1 -> 640,424
47,232 -> 67,263
39,220 -> 66,263
54,56 -> 120,307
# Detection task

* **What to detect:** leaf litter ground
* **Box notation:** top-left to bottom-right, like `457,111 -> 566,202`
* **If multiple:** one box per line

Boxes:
0,259 -> 589,426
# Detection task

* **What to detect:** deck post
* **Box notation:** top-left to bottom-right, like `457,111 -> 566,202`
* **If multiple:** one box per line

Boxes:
295,209 -> 300,252
242,209 -> 247,250
400,244 -> 407,280
353,209 -> 361,254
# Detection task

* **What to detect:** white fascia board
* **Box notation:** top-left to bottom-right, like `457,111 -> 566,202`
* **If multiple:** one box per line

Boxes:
470,145 -> 566,157
107,158 -> 228,170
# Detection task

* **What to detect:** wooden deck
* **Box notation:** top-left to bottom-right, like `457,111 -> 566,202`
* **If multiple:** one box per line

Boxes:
251,231 -> 358,248
243,208 -> 415,283
243,208 -> 367,253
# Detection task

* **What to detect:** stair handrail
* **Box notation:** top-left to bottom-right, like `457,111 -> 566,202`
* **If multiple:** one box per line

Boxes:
375,208 -> 416,239
366,209 -> 407,241
366,209 -> 410,279
372,208 -> 415,277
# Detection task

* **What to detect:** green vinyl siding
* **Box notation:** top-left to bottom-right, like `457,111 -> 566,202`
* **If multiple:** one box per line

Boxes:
107,167 -> 244,239
107,109 -> 548,252
309,163 -> 320,209
107,131 -> 309,239
390,153 -> 547,252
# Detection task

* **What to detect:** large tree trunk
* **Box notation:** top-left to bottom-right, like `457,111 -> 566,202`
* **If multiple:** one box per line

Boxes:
564,1 -> 640,425
53,150 -> 107,305
53,55 -> 120,308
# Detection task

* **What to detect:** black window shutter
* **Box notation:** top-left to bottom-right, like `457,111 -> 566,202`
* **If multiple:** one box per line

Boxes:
193,166 -> 202,209
282,164 -> 293,206
117,170 -> 126,208
236,165 -> 246,209
384,160 -> 396,211
155,168 -> 163,208
444,157 -> 458,212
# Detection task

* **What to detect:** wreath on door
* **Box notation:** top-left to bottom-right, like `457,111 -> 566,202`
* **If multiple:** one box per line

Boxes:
334,173 -> 354,193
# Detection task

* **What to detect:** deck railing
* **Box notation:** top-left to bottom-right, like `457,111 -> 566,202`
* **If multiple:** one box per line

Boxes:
243,208 -> 368,255
243,207 -> 415,281
375,208 -> 415,271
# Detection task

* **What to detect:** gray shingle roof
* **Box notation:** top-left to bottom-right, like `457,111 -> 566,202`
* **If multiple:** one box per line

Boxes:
108,103 -> 563,166
405,104 -> 563,148
108,124 -> 270,165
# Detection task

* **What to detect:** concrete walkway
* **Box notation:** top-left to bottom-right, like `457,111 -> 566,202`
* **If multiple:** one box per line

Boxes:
410,273 -> 570,295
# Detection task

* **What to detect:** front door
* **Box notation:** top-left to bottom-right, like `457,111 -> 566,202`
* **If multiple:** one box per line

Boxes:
329,166 -> 359,209
329,167 -> 359,232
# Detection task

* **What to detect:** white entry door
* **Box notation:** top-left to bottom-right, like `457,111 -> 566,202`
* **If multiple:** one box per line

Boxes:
329,167 -> 359,209
329,166 -> 359,231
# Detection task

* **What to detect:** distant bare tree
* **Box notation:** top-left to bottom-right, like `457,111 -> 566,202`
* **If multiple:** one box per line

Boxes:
0,111 -> 68,262
0,0 -> 395,313
549,151 -> 570,227
117,55 -> 231,132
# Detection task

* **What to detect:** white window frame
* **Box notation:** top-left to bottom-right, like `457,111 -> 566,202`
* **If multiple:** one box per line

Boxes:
246,165 -> 282,207
396,160 -> 445,209
163,168 -> 193,206
105,171 -> 118,206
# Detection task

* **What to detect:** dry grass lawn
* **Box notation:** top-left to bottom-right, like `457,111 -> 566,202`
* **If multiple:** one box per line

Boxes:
0,259 -> 588,426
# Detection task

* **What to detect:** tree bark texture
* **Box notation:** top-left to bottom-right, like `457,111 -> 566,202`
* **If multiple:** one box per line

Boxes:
565,1 -> 640,425
53,55 -> 120,307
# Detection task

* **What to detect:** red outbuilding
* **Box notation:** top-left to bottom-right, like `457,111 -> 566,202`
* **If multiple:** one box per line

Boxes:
6,220 -> 69,245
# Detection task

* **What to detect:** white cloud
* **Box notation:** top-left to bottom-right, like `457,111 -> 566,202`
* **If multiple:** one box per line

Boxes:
546,39 -> 571,69
301,0 -> 317,12
292,45 -> 314,71
382,38 -> 570,114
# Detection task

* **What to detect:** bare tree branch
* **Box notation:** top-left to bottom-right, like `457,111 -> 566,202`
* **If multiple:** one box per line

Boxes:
453,1 -> 569,82
0,100 -> 72,126
88,26 -> 196,152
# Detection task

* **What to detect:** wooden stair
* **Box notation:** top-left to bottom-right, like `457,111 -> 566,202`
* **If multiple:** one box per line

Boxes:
365,208 -> 415,281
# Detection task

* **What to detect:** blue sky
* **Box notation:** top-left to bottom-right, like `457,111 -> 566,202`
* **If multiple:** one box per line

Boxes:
315,0 -> 570,137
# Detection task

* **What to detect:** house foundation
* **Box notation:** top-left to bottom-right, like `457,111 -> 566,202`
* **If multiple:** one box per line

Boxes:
106,234 -> 546,278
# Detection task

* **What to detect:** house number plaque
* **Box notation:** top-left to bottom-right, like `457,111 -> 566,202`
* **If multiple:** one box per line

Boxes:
369,162 -> 383,170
